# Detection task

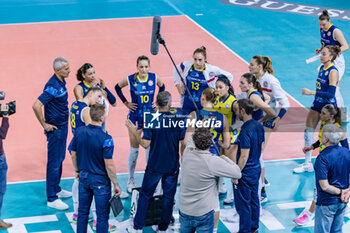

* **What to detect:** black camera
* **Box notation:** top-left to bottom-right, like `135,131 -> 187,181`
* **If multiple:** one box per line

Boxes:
0,91 -> 16,117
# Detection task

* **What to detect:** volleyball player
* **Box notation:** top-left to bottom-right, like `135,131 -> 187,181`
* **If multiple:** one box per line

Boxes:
115,55 -> 164,193
173,46 -> 233,115
294,45 -> 341,173
316,10 -> 349,124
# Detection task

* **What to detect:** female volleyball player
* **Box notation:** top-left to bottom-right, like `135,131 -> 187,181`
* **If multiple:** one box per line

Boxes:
115,55 -> 164,193
294,45 -> 341,173
316,10 -> 349,124
214,75 -> 239,203
173,46 -> 233,115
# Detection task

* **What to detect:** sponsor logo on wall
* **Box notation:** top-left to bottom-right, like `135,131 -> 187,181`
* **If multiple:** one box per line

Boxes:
220,0 -> 350,21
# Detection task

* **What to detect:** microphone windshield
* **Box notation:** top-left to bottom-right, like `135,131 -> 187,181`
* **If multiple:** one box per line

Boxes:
150,16 -> 162,55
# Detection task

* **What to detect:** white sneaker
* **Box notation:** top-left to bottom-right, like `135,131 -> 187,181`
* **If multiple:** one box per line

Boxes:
219,182 -> 227,195
293,163 -> 314,173
345,205 -> 350,218
120,191 -> 129,199
127,227 -> 142,233
57,189 -> 72,198
223,191 -> 234,205
47,199 -> 69,210
127,177 -> 136,193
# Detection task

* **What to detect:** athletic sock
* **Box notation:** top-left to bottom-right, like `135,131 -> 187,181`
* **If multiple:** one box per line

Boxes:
128,147 -> 139,179
304,127 -> 315,164
145,146 -> 150,163
72,179 -> 79,214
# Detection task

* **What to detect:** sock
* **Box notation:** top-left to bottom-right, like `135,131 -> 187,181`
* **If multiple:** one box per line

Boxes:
72,179 -> 79,214
304,127 -> 315,164
128,147 -> 139,179
145,147 -> 150,163
91,197 -> 97,221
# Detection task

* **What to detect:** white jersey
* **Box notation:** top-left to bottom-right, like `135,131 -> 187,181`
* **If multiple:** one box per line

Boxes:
173,61 -> 233,105
258,72 -> 290,114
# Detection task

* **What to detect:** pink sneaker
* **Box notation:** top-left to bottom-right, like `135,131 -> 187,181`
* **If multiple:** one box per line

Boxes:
294,212 -> 312,226
92,220 -> 117,232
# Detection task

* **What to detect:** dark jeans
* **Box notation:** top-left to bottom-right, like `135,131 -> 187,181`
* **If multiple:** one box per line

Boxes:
45,126 -> 68,202
134,170 -> 178,231
0,154 -> 7,219
234,175 -> 260,233
77,171 -> 111,233
179,210 -> 214,233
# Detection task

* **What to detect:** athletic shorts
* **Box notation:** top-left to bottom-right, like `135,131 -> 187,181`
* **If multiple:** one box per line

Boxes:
311,100 -> 336,113
128,112 -> 143,130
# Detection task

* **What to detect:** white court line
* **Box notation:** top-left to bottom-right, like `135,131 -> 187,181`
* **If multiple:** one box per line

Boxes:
183,14 -> 307,110
277,201 -> 312,210
5,215 -> 59,233
0,15 -> 180,27
162,0 -> 307,109
260,209 -> 285,230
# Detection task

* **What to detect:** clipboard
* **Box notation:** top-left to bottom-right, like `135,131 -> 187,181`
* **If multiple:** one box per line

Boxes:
109,196 -> 123,217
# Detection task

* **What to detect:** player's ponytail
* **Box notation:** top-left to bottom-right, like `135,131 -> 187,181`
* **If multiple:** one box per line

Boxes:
202,87 -> 219,104
252,55 -> 274,75
264,56 -> 274,74
319,10 -> 330,21
193,46 -> 207,63
76,63 -> 94,81
217,75 -> 235,96
242,73 -> 265,101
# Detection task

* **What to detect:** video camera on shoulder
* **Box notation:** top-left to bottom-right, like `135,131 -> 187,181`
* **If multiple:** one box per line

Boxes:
0,91 -> 16,117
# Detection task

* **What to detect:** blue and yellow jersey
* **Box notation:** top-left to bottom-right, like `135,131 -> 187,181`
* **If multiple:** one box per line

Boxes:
214,94 -> 238,143
248,89 -> 264,121
315,64 -> 337,105
183,64 -> 208,111
318,121 -> 341,152
128,72 -> 157,116
196,108 -> 225,155
78,81 -> 102,97
320,24 -> 341,48
70,100 -> 88,135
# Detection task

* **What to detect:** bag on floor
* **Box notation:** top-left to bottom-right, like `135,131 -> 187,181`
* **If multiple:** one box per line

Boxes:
130,187 -> 163,226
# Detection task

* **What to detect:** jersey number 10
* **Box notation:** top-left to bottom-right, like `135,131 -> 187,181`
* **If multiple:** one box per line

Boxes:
140,95 -> 149,103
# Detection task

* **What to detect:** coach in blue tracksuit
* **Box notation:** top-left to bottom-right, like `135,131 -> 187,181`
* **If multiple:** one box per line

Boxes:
33,57 -> 72,210
126,91 -> 185,232
71,104 -> 122,233
233,99 -> 265,233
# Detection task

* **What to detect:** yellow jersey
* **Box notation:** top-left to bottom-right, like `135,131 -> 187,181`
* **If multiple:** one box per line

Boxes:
214,94 -> 238,144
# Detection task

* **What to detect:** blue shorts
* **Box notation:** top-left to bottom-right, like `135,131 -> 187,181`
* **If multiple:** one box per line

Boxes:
311,100 -> 336,113
128,112 -> 143,130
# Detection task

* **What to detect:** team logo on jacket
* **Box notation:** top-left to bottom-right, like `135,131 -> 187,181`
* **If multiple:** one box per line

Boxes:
263,81 -> 268,87
225,104 -> 230,109
327,31 -> 331,36
148,80 -> 154,86
325,71 -> 329,76
209,72 -> 215,78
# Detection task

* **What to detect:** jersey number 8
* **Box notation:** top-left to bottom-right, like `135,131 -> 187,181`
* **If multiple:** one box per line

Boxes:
70,113 -> 76,128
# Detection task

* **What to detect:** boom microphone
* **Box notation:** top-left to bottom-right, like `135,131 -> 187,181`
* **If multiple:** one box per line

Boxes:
150,16 -> 162,55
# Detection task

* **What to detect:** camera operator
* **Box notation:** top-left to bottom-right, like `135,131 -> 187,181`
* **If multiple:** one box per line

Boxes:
0,103 -> 12,229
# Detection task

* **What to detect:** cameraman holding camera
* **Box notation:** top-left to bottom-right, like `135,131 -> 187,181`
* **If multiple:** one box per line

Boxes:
0,101 -> 12,229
